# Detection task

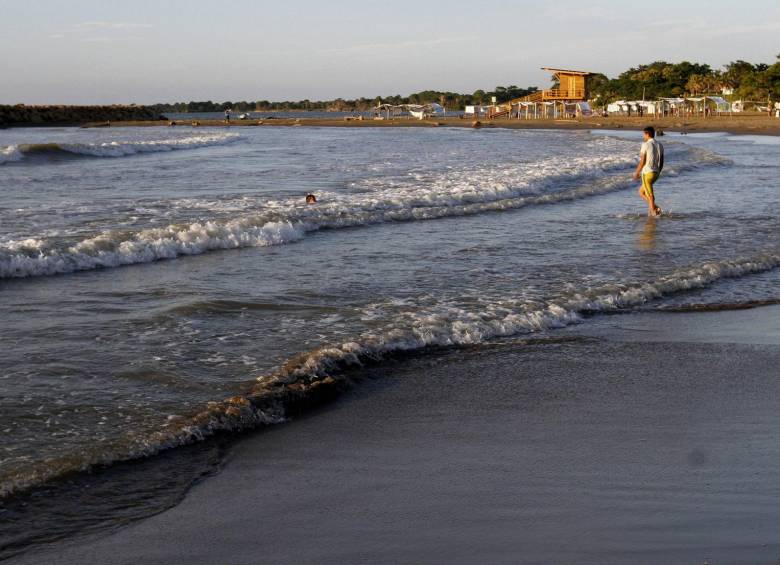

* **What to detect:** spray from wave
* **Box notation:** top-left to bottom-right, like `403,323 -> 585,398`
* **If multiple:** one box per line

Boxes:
0,144 -> 24,165
0,144 -> 729,279
0,133 -> 239,164
1,251 -> 776,498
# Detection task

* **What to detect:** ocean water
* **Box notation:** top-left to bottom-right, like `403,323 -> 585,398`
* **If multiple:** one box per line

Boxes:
0,125 -> 778,553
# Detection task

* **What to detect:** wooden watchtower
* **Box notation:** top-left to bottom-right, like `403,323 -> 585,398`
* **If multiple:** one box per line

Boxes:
490,67 -> 595,118
537,68 -> 592,101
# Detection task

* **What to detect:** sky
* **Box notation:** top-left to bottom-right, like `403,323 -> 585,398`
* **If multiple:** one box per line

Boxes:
1,0 -> 779,104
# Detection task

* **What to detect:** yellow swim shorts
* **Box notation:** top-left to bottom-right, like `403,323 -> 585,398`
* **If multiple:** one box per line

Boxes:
642,171 -> 659,198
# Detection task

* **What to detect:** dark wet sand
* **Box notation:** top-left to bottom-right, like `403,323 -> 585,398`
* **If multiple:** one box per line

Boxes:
9,305 -> 780,565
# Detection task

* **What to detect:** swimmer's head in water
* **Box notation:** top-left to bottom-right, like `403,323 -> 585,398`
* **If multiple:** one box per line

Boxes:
305,194 -> 317,204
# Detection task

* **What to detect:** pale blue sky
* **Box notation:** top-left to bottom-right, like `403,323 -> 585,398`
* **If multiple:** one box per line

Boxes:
2,0 -> 779,104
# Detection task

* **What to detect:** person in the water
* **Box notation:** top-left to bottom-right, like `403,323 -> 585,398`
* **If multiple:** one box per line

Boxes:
632,126 -> 664,217
305,193 -> 317,204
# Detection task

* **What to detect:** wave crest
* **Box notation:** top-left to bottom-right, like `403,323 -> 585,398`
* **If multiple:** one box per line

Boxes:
0,133 -> 239,164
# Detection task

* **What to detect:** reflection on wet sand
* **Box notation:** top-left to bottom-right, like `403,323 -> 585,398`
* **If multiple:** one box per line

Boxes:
638,217 -> 657,250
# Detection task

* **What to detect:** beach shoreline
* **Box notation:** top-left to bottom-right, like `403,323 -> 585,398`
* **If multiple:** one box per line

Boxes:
69,114 -> 780,136
7,304 -> 780,565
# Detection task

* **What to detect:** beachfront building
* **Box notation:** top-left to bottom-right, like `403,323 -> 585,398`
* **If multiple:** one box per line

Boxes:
489,68 -> 595,120
464,105 -> 491,117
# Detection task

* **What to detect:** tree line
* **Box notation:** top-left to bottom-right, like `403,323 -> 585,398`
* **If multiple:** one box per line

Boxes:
589,57 -> 780,102
147,86 -> 538,114
148,57 -> 780,114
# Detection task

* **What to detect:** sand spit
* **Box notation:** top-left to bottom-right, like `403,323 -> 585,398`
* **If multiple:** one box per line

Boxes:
79,114 -> 780,136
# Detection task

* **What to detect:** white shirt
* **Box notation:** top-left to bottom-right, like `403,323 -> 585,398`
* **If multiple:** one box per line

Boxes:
640,138 -> 664,174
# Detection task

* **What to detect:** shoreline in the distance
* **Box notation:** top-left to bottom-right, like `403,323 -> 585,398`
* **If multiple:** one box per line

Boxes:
74,115 -> 780,136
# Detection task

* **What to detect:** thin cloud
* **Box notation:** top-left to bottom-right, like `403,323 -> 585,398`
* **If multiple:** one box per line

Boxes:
73,21 -> 154,30
540,5 -> 621,22
641,19 -> 780,36
49,21 -> 155,42
324,36 -> 477,55
79,35 -> 148,43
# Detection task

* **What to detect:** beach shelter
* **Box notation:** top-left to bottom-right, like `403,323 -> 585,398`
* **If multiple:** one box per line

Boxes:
688,96 -> 730,116
372,104 -> 403,120
576,101 -> 593,117
660,97 -> 692,117
706,96 -> 730,115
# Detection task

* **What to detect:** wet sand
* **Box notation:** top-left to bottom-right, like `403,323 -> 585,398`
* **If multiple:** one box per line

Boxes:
9,305 -> 780,565
81,114 -> 780,136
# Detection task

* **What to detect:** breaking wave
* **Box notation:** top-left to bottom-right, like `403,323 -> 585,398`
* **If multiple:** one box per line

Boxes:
0,144 -> 24,164
0,133 -> 239,163
1,251 -> 777,497
0,144 -> 729,279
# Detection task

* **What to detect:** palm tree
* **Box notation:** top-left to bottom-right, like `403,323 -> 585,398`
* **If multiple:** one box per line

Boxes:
686,74 -> 705,95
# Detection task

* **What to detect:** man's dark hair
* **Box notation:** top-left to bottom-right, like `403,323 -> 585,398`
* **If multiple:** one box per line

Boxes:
643,126 -> 655,138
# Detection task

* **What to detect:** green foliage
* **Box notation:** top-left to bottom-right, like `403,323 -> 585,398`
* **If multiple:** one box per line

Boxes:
590,58 -> 780,103
147,56 -> 780,114
147,85 -> 539,114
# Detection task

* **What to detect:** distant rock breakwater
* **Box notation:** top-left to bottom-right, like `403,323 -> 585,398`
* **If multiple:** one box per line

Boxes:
0,105 -> 161,127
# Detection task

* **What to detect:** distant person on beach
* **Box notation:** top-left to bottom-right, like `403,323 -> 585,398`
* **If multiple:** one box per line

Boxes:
305,193 -> 317,204
224,109 -> 231,123
633,126 -> 664,217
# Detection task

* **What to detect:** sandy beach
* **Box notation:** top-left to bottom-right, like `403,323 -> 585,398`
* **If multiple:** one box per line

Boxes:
7,304 -> 780,565
86,114 -> 780,136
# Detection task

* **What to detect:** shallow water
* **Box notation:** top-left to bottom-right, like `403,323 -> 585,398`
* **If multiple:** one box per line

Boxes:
0,125 -> 778,549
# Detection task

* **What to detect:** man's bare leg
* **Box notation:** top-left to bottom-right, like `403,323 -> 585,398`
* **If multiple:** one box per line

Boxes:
638,187 -> 656,216
649,194 -> 661,216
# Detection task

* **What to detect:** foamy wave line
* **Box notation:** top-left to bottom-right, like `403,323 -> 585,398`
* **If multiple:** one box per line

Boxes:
2,251 -> 777,498
0,133 -> 239,163
0,221 -> 306,278
0,148 -> 726,279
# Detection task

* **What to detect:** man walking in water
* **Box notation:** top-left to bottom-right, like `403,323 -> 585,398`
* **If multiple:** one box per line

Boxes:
633,126 -> 664,216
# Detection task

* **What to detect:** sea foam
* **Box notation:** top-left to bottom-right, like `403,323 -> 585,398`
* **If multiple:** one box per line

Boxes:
0,144 -> 729,279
